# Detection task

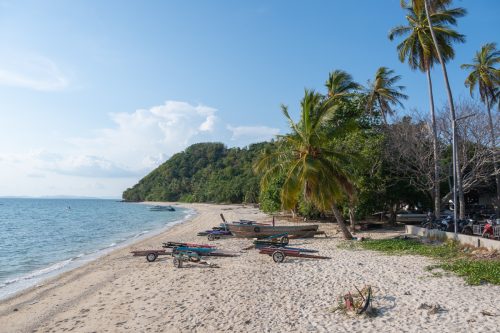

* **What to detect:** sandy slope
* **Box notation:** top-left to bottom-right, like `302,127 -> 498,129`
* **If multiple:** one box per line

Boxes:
0,203 -> 498,333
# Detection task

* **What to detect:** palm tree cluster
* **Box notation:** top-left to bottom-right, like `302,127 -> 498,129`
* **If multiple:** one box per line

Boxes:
254,0 -> 499,238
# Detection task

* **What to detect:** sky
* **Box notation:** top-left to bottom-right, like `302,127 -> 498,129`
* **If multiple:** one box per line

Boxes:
0,0 -> 498,198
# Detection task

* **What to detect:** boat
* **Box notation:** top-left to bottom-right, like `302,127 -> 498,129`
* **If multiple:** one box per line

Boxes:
149,205 -> 175,212
226,223 -> 319,238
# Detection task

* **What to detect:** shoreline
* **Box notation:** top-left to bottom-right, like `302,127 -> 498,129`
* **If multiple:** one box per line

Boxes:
1,203 -> 499,333
0,203 -> 196,302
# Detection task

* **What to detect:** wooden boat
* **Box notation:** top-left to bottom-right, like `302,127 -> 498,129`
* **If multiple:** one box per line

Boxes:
227,223 -> 319,238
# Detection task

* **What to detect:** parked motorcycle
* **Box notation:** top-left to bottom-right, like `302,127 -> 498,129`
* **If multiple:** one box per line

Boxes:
482,215 -> 499,238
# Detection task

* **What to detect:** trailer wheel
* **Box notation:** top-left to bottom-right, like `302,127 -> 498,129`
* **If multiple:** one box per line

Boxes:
254,226 -> 261,233
281,236 -> 289,245
173,257 -> 183,268
146,253 -> 157,262
272,251 -> 285,263
208,234 -> 216,241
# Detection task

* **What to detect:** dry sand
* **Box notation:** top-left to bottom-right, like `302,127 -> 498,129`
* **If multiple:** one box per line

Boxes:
0,203 -> 499,333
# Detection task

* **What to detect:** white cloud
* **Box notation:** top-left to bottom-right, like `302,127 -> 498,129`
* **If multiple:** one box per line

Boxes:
68,100 -> 219,172
227,125 -> 279,142
0,55 -> 69,91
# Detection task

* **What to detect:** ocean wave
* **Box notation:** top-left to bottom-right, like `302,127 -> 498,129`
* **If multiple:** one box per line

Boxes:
1,258 -> 74,287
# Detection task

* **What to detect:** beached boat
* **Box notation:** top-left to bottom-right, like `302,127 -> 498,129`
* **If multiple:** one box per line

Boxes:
149,205 -> 175,212
227,223 -> 319,238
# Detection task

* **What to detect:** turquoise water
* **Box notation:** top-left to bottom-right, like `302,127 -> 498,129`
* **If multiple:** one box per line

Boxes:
0,199 -> 192,299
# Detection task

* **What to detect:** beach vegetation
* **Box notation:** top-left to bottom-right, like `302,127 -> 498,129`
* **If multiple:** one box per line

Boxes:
356,238 -> 500,285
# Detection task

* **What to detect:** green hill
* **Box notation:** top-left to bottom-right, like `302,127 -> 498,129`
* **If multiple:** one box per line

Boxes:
122,142 -> 271,203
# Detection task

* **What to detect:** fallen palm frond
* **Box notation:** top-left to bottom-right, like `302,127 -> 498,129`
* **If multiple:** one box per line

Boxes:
331,285 -> 376,316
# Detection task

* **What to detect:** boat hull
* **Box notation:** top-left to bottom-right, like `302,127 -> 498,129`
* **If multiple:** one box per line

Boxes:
227,224 -> 319,238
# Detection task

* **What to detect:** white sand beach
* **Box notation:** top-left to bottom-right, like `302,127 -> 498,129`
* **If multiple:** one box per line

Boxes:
0,203 -> 499,333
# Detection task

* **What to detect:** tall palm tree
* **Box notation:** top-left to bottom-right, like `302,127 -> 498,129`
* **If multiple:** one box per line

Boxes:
254,90 -> 355,239
366,67 -> 408,125
389,4 -> 465,218
461,43 -> 500,213
402,0 -> 466,220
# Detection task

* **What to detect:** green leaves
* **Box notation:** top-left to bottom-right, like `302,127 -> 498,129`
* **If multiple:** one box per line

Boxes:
461,42 -> 500,105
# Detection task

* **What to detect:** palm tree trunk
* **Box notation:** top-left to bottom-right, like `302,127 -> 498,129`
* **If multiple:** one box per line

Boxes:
377,95 -> 388,125
424,0 -> 460,223
348,204 -> 356,232
331,205 -> 353,239
485,95 -> 500,215
426,68 -> 441,218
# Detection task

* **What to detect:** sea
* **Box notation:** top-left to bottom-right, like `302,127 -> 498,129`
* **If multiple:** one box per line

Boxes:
0,198 -> 194,300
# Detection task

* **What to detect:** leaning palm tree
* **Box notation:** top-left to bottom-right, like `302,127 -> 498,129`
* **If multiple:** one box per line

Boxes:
325,70 -> 362,100
365,67 -> 408,125
254,90 -> 355,239
389,4 -> 465,218
461,43 -> 500,213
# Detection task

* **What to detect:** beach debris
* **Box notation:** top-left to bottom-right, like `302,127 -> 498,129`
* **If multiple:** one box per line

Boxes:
418,303 -> 446,314
331,285 -> 375,316
480,310 -> 498,317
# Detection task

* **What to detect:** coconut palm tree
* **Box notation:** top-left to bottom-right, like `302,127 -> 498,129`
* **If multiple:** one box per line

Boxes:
254,90 -> 355,239
461,43 -> 500,213
401,0 -> 466,221
365,67 -> 408,125
389,4 -> 465,218
325,70 -> 362,99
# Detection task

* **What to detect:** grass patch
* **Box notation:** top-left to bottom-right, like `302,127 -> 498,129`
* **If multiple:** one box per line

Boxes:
355,238 -> 500,285
439,259 -> 500,285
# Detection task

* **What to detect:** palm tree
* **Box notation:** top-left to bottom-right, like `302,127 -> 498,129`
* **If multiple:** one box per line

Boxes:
325,70 -> 362,99
389,4 -> 465,218
324,70 -> 362,231
461,43 -> 500,213
366,67 -> 408,125
254,90 -> 355,239
401,0 -> 466,221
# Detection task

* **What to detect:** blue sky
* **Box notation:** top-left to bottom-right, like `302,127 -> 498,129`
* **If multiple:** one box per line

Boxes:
0,0 -> 498,197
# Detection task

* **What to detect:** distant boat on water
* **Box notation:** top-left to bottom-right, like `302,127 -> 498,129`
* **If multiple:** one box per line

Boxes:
149,205 -> 175,212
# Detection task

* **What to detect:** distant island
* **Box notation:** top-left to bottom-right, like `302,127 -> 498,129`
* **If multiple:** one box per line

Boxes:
122,142 -> 271,203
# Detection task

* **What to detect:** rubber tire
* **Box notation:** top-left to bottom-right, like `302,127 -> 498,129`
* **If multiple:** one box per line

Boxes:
208,234 -> 216,241
281,236 -> 289,245
254,226 -> 261,233
173,257 -> 183,268
272,251 -> 285,263
146,253 -> 157,262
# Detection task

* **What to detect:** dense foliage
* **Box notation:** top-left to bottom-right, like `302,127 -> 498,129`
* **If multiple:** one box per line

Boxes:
122,142 -> 271,203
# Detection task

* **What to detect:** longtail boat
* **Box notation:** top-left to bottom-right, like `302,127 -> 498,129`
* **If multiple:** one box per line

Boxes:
227,223 -> 319,238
